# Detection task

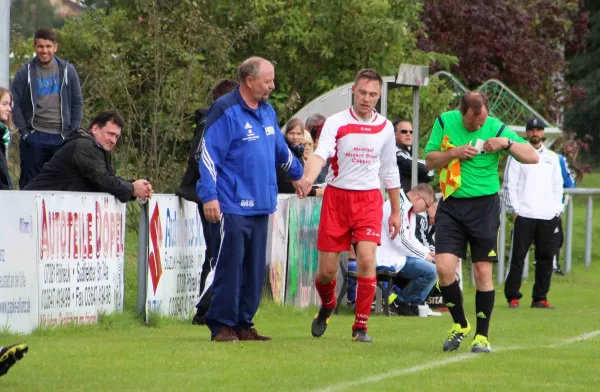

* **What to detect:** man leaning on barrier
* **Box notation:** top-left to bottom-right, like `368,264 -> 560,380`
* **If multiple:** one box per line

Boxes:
24,111 -> 153,202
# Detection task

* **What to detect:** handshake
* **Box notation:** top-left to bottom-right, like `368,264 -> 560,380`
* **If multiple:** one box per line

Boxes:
292,176 -> 312,199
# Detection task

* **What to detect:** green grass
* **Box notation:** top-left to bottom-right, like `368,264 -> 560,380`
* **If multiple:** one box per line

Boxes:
1,174 -> 599,391
1,271 -> 599,391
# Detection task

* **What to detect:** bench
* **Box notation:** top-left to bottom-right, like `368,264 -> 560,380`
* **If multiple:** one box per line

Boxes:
334,260 -> 396,316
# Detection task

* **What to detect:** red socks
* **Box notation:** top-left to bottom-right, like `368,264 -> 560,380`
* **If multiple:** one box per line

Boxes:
315,277 -> 337,310
352,276 -> 376,331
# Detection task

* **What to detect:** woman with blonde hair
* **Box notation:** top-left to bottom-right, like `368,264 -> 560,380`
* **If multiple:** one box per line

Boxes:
0,87 -> 13,189
276,118 -> 323,197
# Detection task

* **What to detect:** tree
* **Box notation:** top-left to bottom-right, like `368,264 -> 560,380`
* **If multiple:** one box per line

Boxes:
11,0 -> 65,38
564,7 -> 600,164
12,0 -> 456,192
55,0 -> 245,190
212,0 -> 455,122
419,0 -> 580,121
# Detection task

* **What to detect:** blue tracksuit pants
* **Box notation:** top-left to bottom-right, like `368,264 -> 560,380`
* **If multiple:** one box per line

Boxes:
205,213 -> 269,337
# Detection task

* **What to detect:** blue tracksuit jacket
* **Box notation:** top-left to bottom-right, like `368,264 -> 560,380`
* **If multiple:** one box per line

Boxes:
197,88 -> 303,215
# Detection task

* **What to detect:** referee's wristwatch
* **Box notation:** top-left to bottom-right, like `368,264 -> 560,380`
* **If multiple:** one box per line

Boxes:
505,139 -> 514,150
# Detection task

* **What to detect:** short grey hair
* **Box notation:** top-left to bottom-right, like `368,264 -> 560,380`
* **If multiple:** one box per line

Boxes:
305,113 -> 326,129
238,56 -> 270,82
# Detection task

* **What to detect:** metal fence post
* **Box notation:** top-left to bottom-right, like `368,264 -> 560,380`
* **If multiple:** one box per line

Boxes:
585,196 -> 593,269
497,198 -> 506,284
137,202 -> 149,316
411,86 -> 420,189
565,197 -> 574,274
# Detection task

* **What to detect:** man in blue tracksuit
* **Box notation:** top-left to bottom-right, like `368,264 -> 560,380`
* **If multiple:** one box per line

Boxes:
197,57 -> 305,342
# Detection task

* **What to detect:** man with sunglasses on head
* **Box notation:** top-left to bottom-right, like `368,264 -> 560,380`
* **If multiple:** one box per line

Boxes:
376,183 -> 437,316
394,119 -> 434,193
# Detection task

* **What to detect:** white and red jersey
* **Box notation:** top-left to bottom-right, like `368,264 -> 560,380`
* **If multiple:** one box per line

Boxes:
314,107 -> 400,191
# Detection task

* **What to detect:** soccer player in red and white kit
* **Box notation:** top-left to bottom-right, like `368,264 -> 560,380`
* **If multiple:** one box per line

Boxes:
299,69 -> 401,342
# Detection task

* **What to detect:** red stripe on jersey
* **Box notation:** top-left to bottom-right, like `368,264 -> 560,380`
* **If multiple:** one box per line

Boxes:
330,120 -> 387,180
335,121 -> 387,140
349,107 -> 378,122
331,145 -> 340,179
348,108 -> 359,121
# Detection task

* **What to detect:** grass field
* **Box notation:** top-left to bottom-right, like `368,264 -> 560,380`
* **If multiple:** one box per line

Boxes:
1,175 -> 600,391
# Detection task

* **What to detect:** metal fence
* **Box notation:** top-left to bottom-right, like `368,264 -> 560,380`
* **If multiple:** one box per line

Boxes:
492,188 -> 599,285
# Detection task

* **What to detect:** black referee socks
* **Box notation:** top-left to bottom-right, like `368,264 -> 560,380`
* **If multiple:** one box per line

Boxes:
475,290 -> 495,337
440,280 -> 468,328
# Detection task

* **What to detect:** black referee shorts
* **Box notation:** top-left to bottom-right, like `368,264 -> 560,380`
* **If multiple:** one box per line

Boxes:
435,193 -> 500,263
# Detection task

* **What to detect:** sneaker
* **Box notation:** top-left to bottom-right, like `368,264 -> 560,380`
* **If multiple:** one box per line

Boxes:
237,327 -> 272,341
469,334 -> 491,353
352,329 -> 373,343
554,269 -> 565,276
531,300 -> 555,309
0,343 -> 28,377
391,301 -> 418,317
508,299 -> 520,308
311,307 -> 334,338
211,326 -> 240,342
443,322 -> 471,352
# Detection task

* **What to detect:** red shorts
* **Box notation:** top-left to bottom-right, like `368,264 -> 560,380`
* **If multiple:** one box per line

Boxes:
317,185 -> 384,252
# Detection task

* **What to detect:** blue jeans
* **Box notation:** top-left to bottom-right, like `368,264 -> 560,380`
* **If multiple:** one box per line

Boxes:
19,130 -> 64,189
395,257 -> 437,305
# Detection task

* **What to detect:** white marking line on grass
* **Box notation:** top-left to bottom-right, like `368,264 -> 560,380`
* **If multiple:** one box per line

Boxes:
314,330 -> 600,392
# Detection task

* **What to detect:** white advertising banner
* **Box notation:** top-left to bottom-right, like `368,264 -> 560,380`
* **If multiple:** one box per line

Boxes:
36,192 -> 126,326
146,195 -> 205,321
264,195 -> 292,304
0,192 -> 39,333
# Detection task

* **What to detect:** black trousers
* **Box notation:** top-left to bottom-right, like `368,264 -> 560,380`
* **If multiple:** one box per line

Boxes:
554,217 -> 564,269
504,216 -> 560,302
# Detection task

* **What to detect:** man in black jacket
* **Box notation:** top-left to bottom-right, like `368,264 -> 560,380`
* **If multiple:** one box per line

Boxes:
394,118 -> 434,193
24,111 -> 153,202
176,79 -> 238,325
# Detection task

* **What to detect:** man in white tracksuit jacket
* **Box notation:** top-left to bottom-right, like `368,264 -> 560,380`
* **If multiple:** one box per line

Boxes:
376,183 -> 437,316
503,118 -> 563,309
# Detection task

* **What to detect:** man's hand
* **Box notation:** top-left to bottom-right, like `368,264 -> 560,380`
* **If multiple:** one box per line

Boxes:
314,187 -> 325,198
513,213 -> 519,221
426,251 -> 436,263
388,211 -> 401,240
292,178 -> 305,199
293,177 -> 312,199
483,137 -> 509,153
451,145 -> 479,160
203,200 -> 221,223
132,179 -> 153,200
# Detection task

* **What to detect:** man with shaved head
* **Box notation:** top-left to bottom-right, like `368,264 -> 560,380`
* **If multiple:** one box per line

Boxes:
197,56 -> 306,342
425,91 -> 538,353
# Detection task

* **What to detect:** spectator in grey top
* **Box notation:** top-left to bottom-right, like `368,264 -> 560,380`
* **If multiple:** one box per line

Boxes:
10,28 -> 83,188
